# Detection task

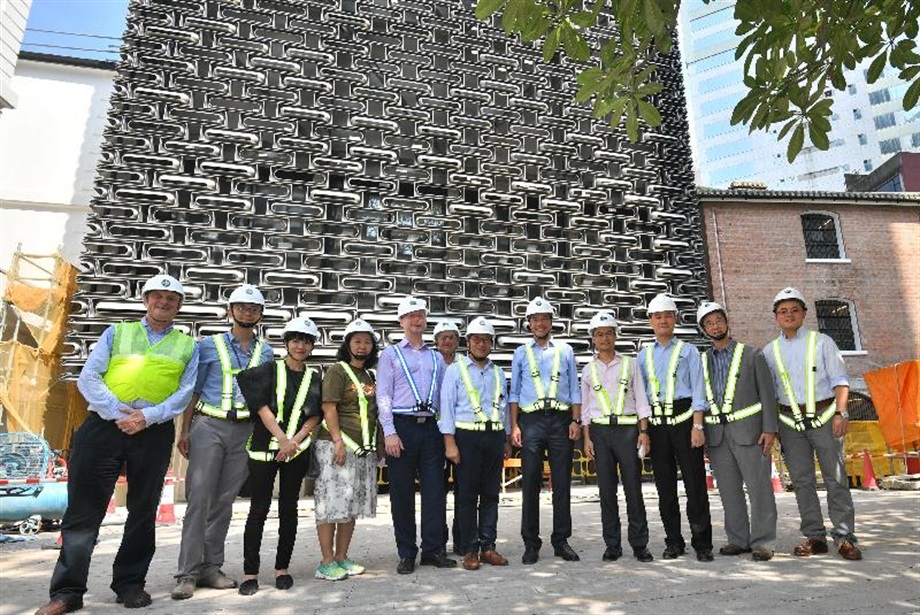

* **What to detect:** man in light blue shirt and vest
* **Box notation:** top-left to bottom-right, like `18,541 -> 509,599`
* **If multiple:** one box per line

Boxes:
378,296 -> 454,574
172,284 -> 275,599
509,297 -> 582,565
38,275 -> 198,615
763,287 -> 861,561
637,293 -> 713,562
439,317 -> 511,571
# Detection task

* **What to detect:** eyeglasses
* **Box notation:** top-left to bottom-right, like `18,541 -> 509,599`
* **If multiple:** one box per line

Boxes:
233,305 -> 263,314
592,331 -> 616,338
776,308 -> 804,316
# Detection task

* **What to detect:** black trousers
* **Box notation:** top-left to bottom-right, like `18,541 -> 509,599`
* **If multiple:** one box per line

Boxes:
648,402 -> 712,552
589,423 -> 649,552
519,411 -> 573,550
49,412 -> 174,602
387,416 -> 446,560
454,429 -> 505,554
242,452 -> 309,574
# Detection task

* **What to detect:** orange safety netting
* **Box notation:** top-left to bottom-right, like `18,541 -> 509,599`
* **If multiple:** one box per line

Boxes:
864,360 -> 920,452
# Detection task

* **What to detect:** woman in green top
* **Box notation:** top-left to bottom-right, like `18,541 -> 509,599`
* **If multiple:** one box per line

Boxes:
314,319 -> 380,581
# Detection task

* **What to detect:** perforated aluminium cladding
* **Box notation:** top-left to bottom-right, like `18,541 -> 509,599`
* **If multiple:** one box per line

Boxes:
66,0 -> 707,371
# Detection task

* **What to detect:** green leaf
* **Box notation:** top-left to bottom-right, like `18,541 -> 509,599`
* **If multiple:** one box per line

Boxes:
543,28 -> 561,62
637,99 -> 662,126
625,104 -> 640,141
904,78 -> 920,111
571,11 -> 596,28
866,50 -> 888,83
777,117 -> 797,140
642,0 -> 664,35
808,120 -> 830,150
787,124 -> 805,162
474,0 -> 506,20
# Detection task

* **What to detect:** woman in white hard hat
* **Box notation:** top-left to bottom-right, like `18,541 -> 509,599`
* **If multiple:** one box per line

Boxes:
313,319 -> 380,581
234,317 -> 323,595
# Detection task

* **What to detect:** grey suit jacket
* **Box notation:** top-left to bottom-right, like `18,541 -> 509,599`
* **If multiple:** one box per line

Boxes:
703,341 -> 779,447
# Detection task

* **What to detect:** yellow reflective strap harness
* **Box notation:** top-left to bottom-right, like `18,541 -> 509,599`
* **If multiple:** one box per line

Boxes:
198,334 -> 265,420
702,343 -> 762,425
589,356 -> 637,426
323,362 -> 376,456
645,341 -> 692,426
772,331 -> 836,431
520,343 -> 570,413
455,356 -> 504,431
391,345 -> 438,414
247,360 -> 315,462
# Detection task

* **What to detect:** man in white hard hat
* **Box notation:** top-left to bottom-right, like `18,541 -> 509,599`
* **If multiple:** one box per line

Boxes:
38,275 -> 199,615
697,301 -> 779,562
377,297 -> 455,574
432,319 -> 461,554
439,317 -> 511,571
637,293 -> 713,562
580,311 -> 654,563
510,296 -> 582,564
763,287 -> 861,561
172,285 -> 275,599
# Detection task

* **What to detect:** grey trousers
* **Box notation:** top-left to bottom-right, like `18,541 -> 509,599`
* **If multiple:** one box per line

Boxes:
779,420 -> 857,543
708,431 -> 777,549
175,415 -> 252,579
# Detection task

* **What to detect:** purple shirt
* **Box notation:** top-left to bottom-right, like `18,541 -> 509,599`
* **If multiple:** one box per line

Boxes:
580,354 -> 651,425
377,338 -> 446,437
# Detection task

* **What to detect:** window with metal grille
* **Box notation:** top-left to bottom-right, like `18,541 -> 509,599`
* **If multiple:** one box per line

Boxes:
846,392 -> 877,421
801,212 -> 842,259
816,299 -> 858,351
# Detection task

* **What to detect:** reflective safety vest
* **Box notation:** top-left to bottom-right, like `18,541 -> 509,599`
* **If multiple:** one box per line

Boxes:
247,360 -> 315,462
772,331 -> 836,431
197,334 -> 265,420
391,345 -> 438,414
702,343 -> 762,425
103,321 -> 195,404
323,362 -> 376,456
520,343 -> 570,413
454,356 -> 504,431
644,341 -> 693,426
589,356 -> 637,426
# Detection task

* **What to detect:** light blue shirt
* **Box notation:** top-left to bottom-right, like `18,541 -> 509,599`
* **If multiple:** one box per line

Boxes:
637,337 -> 708,412
77,318 -> 199,425
377,338 -> 446,437
439,355 -> 510,435
762,327 -> 849,405
509,338 -> 581,406
195,332 -> 274,407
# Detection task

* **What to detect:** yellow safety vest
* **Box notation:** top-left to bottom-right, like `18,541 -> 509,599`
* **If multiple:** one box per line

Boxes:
455,356 -> 504,431
772,332 -> 836,431
323,362 -> 376,456
520,344 -> 570,413
702,343 -> 762,425
103,321 -> 195,404
197,334 -> 265,420
589,356 -> 637,426
644,341 -> 693,426
247,360 -> 315,462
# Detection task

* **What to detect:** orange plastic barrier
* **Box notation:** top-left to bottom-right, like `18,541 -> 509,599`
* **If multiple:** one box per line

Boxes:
864,360 -> 920,452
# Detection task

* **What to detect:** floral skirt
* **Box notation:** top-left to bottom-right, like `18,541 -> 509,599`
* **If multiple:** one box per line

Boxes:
313,439 -> 377,524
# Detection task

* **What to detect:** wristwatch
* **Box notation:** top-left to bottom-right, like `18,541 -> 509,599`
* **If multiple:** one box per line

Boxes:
835,410 -> 850,420
692,423 -> 705,431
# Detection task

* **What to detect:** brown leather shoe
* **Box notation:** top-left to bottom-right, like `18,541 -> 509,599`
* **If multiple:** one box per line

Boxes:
793,537 -> 829,556
462,551 -> 481,570
35,599 -> 82,615
480,550 -> 509,566
838,540 -> 863,561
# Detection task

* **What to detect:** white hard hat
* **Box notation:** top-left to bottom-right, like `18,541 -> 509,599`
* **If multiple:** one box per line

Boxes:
141,274 -> 185,299
344,318 -> 376,338
647,293 -> 678,315
773,287 -> 807,309
465,316 -> 495,337
396,296 -> 428,318
696,301 -> 726,325
525,296 -> 554,317
588,311 -> 620,334
228,284 -> 265,306
433,320 -> 460,339
283,317 -> 320,339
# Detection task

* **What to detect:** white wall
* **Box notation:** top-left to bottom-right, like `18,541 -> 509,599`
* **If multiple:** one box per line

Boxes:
0,0 -> 32,109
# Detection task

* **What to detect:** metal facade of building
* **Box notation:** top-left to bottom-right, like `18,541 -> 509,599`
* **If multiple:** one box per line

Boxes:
66,0 -> 706,370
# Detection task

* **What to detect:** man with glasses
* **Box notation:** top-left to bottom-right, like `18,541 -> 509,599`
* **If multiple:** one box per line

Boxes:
763,287 -> 860,561
172,285 -> 275,599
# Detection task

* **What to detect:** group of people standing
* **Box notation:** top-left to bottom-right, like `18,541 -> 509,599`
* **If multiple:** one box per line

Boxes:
35,275 -> 861,615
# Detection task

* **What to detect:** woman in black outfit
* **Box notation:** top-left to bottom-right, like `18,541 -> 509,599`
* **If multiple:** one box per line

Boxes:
235,317 -> 323,595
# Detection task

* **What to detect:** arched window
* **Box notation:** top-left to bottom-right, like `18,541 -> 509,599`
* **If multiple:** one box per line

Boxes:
801,212 -> 845,260
815,299 -> 860,351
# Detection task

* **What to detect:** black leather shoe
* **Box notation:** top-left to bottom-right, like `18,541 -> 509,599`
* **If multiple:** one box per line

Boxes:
238,579 -> 258,596
662,545 -> 685,559
521,547 -> 539,565
396,558 -> 415,574
553,543 -> 580,561
696,549 -> 714,562
115,589 -> 151,609
420,552 -> 458,568
719,544 -> 752,556
634,548 -> 654,562
602,548 -> 622,561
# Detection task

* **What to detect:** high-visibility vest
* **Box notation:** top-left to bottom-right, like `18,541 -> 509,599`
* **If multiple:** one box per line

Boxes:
391,345 -> 438,414
701,343 -> 762,425
589,356 -> 637,426
454,356 -> 504,431
644,341 -> 693,426
197,334 -> 265,420
520,343 -> 570,413
323,362 -> 376,456
102,321 -> 195,404
772,331 -> 836,431
247,360 -> 315,462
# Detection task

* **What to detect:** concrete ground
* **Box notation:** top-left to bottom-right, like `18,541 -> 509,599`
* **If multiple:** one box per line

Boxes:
1,485 -> 918,614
